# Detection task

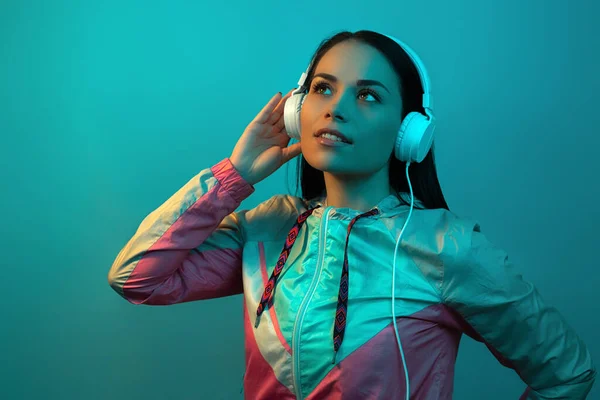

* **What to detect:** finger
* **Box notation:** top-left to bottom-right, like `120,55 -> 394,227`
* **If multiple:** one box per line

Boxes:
267,89 -> 295,125
272,90 -> 297,129
281,141 -> 303,163
272,113 -> 286,133
254,92 -> 282,124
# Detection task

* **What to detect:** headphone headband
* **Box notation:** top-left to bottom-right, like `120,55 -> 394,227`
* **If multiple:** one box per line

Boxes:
294,32 -> 433,111
381,34 -> 432,111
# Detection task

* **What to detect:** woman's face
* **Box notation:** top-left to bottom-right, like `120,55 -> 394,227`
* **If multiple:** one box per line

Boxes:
300,40 -> 404,178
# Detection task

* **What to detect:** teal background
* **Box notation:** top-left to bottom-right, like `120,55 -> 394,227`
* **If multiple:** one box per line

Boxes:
1,0 -> 598,399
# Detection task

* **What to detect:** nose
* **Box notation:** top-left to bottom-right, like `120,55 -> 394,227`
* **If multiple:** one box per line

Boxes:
327,111 -> 346,122
323,91 -> 351,122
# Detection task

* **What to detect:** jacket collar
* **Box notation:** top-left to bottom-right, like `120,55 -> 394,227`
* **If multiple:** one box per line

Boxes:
304,193 -> 424,219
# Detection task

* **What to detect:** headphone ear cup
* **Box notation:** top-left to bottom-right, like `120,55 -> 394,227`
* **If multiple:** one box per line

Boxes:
395,112 -> 435,163
284,93 -> 306,140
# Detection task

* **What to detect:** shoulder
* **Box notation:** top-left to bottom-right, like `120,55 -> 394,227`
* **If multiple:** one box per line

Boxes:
236,194 -> 308,242
405,207 -> 482,263
414,209 -> 511,294
410,207 -> 480,239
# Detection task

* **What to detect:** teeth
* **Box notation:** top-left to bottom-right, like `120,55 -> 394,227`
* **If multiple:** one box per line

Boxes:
321,133 -> 345,142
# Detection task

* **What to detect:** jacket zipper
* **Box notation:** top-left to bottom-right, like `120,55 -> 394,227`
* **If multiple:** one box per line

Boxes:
291,207 -> 331,400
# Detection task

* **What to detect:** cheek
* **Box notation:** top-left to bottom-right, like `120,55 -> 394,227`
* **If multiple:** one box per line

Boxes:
354,128 -> 398,163
299,100 -> 315,139
360,122 -> 398,147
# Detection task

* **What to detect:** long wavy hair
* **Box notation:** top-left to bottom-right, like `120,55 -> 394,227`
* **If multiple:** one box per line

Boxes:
286,30 -> 449,211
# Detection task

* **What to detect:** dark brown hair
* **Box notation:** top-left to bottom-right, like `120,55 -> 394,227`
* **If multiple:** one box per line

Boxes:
286,30 -> 449,211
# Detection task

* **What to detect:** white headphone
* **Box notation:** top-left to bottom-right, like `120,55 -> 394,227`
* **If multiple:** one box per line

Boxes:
283,33 -> 435,163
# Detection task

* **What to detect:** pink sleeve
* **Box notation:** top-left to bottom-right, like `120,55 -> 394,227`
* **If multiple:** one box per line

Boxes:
107,158 -> 255,305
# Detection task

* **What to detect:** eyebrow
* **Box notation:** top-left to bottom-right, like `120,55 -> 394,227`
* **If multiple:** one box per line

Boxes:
311,72 -> 390,93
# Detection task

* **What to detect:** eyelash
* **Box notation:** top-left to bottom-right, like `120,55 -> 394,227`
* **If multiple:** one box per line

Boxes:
310,81 -> 381,102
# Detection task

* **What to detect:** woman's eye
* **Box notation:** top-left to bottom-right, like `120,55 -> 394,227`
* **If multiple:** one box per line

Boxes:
311,81 -> 380,102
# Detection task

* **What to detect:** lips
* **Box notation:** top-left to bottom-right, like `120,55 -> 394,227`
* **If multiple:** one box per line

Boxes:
314,128 -> 352,144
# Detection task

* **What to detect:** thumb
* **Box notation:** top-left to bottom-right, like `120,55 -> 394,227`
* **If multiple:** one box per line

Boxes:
282,142 -> 303,163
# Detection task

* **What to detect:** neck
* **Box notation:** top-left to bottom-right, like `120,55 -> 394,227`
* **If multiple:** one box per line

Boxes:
322,164 -> 394,213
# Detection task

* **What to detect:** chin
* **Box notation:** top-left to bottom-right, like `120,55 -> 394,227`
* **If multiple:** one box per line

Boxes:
304,156 -> 360,176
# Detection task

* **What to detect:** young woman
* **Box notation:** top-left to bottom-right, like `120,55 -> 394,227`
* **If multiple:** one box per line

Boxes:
108,30 -> 596,399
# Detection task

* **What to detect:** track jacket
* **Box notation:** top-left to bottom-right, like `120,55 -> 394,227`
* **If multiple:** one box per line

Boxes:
108,157 -> 597,399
